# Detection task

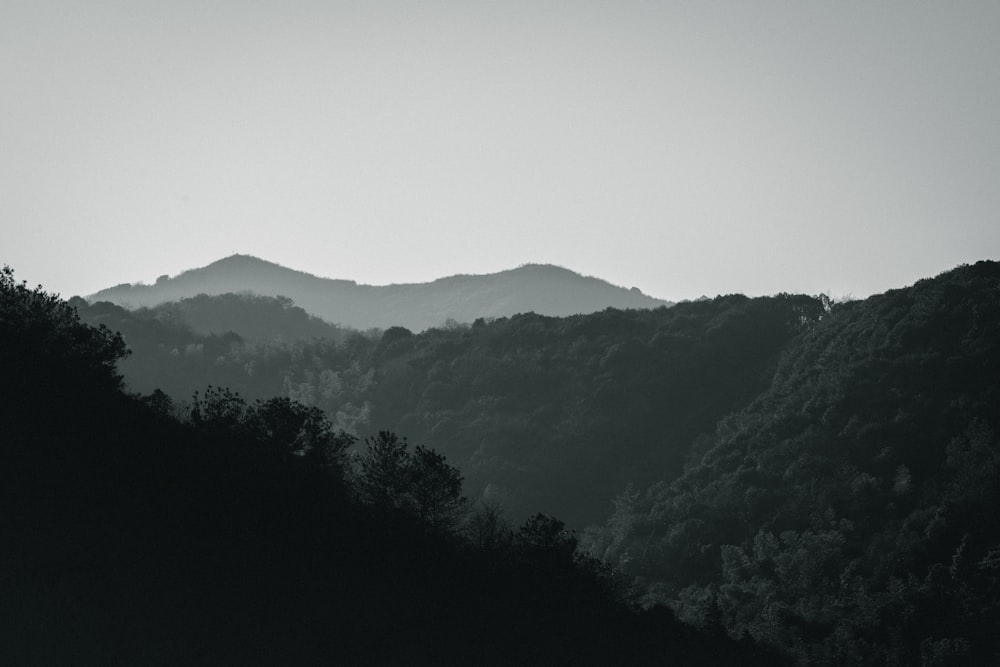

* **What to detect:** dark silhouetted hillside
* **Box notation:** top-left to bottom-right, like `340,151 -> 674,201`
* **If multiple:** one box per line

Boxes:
583,260 -> 1000,663
1,264 -> 779,665
46,259 -> 1000,663
89,254 -> 672,331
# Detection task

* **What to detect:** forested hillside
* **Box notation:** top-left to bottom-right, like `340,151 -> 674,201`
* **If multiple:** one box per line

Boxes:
134,292 -> 352,342
1,265 -> 774,665
77,291 -> 823,527
583,261 -> 1000,663
67,260 -> 1000,663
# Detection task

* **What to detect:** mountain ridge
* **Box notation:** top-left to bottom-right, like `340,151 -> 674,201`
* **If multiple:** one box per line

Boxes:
89,254 -> 672,331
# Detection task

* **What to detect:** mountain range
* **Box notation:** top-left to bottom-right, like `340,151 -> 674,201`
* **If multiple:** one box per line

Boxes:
16,256 -> 1000,662
89,254 -> 672,331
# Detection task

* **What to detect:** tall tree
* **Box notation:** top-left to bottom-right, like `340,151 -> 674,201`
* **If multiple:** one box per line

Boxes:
356,431 -> 469,530
408,444 -> 468,531
357,431 -> 412,509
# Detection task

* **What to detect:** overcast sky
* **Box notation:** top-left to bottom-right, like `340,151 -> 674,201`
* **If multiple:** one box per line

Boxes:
3,1 -> 998,302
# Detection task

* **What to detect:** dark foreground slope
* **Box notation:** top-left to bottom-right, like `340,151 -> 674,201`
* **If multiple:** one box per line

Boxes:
584,261 -> 1000,663
0,266 -> 777,665
89,254 -> 671,331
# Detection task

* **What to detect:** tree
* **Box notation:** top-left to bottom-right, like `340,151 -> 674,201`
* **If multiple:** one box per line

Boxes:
356,431 -> 468,531
246,396 -> 354,469
518,513 -> 578,556
357,431 -> 411,509
190,385 -> 248,434
408,445 -> 468,531
141,388 -> 176,416
465,499 -> 514,551
189,386 -> 353,483
1,265 -> 128,402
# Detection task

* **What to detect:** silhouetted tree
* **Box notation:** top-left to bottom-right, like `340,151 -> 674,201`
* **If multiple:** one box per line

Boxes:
518,513 -> 578,558
188,385 -> 353,483
408,444 -> 469,530
356,431 -> 468,530
190,385 -> 248,433
357,430 -> 411,509
466,499 -> 514,551
1,265 -> 128,402
140,388 -> 176,416
246,396 -> 354,468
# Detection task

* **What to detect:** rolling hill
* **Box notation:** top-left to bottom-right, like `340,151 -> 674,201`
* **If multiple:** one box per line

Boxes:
89,254 -> 672,331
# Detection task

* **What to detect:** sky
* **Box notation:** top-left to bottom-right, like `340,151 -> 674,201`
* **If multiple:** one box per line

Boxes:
3,1 -> 999,302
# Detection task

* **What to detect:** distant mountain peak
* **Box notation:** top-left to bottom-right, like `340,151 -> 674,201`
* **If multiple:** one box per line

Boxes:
91,256 -> 672,330
209,253 -> 266,267
194,254 -> 308,276
513,262 -> 572,272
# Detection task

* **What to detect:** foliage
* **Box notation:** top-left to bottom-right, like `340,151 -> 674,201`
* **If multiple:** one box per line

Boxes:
190,387 -> 355,474
356,431 -> 469,530
46,259 -> 1000,663
76,290 -> 823,527
518,513 -> 578,555
465,499 -> 515,551
2,265 -> 128,400
2,265 -> 784,664
584,261 -> 1000,662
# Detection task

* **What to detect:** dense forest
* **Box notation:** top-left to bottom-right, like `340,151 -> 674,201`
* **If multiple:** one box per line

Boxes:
6,259 -> 999,663
75,290 -> 822,528
583,261 -> 1000,663
1,265 -> 775,664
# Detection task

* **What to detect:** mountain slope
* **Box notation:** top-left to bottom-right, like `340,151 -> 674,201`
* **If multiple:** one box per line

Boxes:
89,255 -> 671,331
72,258 -> 1000,663
2,265 -> 780,665
583,260 -> 1000,662
75,291 -> 823,528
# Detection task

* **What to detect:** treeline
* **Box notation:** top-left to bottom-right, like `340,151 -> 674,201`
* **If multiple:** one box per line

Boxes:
0,266 -> 778,665
76,290 -> 824,527
583,261 -> 1000,663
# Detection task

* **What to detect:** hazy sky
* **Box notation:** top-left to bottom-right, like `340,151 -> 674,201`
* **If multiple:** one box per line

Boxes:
3,1 -> 999,302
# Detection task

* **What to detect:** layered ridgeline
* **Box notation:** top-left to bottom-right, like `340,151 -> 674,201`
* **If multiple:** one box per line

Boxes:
1,266 -> 776,664
74,260 -> 1000,662
77,290 -> 820,528
90,254 -> 670,331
